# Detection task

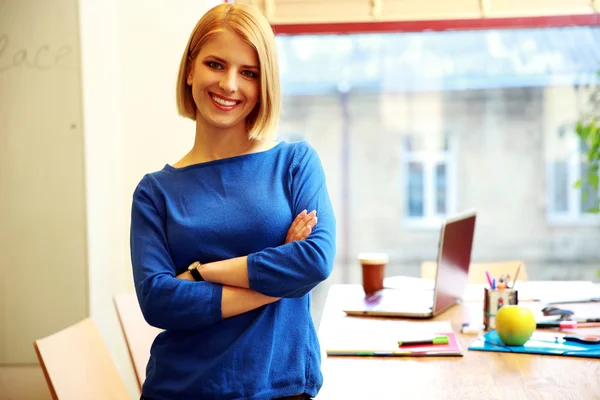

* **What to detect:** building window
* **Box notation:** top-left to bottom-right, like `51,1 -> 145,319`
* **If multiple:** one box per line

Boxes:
548,131 -> 600,223
403,135 -> 455,227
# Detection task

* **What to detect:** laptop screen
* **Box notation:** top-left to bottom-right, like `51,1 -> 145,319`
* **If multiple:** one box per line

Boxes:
432,211 -> 477,315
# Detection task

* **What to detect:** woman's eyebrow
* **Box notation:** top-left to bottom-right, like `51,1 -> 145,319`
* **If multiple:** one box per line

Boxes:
205,55 -> 259,70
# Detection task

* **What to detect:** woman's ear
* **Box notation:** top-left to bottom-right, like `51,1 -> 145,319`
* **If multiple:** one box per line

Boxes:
186,57 -> 195,86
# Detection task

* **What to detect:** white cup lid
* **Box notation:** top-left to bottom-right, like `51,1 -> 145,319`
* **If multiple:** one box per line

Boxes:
357,252 -> 389,265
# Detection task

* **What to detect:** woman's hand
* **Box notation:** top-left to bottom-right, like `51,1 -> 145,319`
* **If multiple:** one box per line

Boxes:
285,209 -> 317,244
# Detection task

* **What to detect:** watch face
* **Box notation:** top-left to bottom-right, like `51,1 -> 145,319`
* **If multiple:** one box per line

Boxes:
187,261 -> 203,282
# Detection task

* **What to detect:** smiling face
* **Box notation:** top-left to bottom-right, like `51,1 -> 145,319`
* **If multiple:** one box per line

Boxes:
186,30 -> 260,133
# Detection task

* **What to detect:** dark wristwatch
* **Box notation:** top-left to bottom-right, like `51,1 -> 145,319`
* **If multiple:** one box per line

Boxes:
187,261 -> 204,281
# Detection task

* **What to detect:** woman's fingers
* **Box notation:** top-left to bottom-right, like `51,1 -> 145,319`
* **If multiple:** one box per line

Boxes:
285,210 -> 306,243
294,211 -> 316,238
300,217 -> 316,239
289,210 -> 307,232
290,213 -> 317,242
285,210 -> 317,243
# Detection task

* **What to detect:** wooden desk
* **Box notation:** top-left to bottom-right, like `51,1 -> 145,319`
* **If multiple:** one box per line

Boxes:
316,283 -> 600,400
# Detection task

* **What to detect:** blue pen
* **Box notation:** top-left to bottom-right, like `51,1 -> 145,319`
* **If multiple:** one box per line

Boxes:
492,278 -> 496,290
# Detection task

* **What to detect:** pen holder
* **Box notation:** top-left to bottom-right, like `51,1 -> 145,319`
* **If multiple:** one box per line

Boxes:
483,288 -> 518,330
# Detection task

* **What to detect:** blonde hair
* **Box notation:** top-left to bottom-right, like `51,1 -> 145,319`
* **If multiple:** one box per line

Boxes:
176,3 -> 280,140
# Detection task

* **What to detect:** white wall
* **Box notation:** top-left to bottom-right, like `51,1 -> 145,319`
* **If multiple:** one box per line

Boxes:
79,0 -> 221,396
0,0 -> 87,365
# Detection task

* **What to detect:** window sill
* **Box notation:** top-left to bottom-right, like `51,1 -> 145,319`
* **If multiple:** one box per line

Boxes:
547,215 -> 600,227
403,217 -> 444,231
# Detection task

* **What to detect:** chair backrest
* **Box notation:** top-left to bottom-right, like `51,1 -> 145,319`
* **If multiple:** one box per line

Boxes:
113,293 -> 162,391
33,318 -> 130,400
421,260 -> 528,285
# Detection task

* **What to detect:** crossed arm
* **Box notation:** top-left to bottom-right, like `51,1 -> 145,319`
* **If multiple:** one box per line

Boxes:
176,210 -> 318,319
132,144 -> 335,330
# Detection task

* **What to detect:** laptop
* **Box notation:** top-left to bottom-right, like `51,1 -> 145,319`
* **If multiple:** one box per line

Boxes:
343,210 -> 477,318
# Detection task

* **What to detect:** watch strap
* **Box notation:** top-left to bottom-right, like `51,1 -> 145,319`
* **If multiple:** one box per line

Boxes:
188,261 -> 204,282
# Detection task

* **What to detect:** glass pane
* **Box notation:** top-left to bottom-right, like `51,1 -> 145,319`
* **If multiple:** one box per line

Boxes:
580,163 -> 599,213
435,163 -> 447,214
403,136 -> 414,152
553,162 -> 568,213
279,132 -> 304,142
407,162 -> 424,217
579,139 -> 590,154
277,26 -> 600,278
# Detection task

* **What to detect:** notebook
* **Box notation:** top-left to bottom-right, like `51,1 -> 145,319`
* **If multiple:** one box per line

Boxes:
468,330 -> 600,358
322,319 -> 463,357
343,210 -> 477,318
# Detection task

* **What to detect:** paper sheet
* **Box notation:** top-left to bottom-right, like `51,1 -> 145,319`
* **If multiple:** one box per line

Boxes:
321,319 -> 459,354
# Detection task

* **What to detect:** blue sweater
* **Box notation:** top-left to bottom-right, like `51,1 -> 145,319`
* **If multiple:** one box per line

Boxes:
130,141 -> 336,400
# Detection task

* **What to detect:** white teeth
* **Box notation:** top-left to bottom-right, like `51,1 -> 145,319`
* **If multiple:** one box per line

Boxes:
211,94 -> 237,107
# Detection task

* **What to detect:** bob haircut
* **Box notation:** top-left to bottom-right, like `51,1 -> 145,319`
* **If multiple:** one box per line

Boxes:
176,3 -> 281,140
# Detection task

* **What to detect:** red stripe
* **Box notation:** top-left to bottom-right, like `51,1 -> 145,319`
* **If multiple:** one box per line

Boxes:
272,14 -> 600,35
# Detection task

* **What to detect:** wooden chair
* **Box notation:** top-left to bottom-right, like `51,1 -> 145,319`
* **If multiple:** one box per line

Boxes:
33,318 -> 130,400
113,293 -> 162,391
421,260 -> 528,285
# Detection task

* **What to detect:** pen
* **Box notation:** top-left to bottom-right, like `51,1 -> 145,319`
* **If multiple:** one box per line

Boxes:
536,321 -> 600,329
545,297 -> 600,305
492,278 -> 496,290
536,321 -> 577,329
328,350 -> 412,356
398,335 -> 449,346
355,350 -> 411,356
511,264 -> 521,289
485,270 -> 493,288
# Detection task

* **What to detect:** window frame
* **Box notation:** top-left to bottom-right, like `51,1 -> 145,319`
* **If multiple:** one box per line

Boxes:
273,12 -> 600,251
547,131 -> 600,225
402,141 -> 457,230
272,14 -> 599,36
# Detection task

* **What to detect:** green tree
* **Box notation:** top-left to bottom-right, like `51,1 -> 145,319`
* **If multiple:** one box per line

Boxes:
574,70 -> 600,213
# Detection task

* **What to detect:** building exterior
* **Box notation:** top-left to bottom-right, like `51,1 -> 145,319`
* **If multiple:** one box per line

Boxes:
276,26 -> 600,269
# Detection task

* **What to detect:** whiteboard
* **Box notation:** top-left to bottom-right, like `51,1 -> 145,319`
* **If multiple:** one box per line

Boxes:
0,0 -> 87,363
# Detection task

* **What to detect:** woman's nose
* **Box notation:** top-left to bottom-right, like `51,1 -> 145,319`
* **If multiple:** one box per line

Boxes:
219,71 -> 238,93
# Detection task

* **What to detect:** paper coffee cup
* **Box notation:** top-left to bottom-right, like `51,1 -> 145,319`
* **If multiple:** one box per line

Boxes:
358,252 -> 388,295
358,252 -> 389,265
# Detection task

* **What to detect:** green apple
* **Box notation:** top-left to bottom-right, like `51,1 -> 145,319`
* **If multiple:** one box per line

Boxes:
495,305 -> 536,346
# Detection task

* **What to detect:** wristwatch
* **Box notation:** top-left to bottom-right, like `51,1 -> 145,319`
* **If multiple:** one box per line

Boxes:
187,261 -> 204,282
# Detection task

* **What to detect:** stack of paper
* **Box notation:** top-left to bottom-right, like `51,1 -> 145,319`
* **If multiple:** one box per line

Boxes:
321,319 -> 462,357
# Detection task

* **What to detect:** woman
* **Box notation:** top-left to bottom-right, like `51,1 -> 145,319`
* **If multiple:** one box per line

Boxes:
130,3 -> 336,400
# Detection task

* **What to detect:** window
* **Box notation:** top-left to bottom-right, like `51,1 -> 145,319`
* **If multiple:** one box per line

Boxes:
548,130 -> 600,224
277,26 -> 600,265
403,135 -> 455,227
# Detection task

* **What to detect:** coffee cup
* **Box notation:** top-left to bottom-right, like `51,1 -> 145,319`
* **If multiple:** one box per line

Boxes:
358,252 -> 389,295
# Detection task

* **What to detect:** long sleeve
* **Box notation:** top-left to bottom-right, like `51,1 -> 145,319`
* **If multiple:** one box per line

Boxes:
130,175 -> 223,330
247,143 -> 336,298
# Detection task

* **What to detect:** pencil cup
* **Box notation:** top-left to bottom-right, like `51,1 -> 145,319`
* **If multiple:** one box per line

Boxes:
358,252 -> 388,296
483,288 -> 518,330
